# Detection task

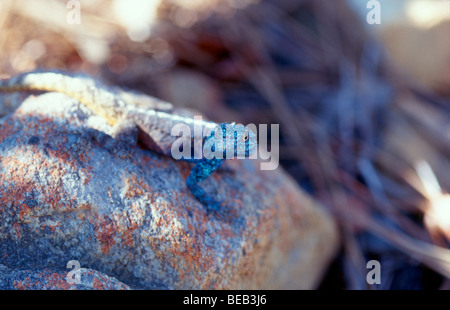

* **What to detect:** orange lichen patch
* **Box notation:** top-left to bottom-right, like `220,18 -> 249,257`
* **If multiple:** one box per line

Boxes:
83,270 -> 129,290
41,222 -> 60,232
75,202 -> 93,212
14,273 -> 70,290
0,116 -> 92,186
123,173 -> 153,199
13,280 -> 28,290
13,223 -> 22,239
76,150 -> 93,169
140,154 -> 153,165
6,115 -> 93,173
124,175 -> 144,198
90,272 -> 112,290
163,231 -> 215,275
18,204 -> 31,223
37,271 -> 71,290
94,215 -> 118,254
0,162 -> 38,214
92,276 -> 104,290
75,203 -> 93,220
41,143 -> 77,170
120,228 -> 135,247
0,120 -> 16,144
0,147 -> 90,218
149,207 -> 219,277
82,169 -> 92,185
20,115 -> 58,136
217,222 -> 239,239
112,204 -> 144,248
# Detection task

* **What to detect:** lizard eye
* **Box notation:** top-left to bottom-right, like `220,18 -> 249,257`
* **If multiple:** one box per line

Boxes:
243,132 -> 249,142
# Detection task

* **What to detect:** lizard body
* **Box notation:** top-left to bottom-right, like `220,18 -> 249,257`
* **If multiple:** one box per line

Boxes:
0,70 -> 257,211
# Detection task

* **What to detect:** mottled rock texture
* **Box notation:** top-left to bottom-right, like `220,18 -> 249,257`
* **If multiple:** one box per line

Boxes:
0,91 -> 339,289
0,264 -> 130,290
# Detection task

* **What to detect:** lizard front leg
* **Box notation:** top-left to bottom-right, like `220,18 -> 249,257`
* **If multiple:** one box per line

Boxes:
109,119 -> 139,159
186,157 -> 225,211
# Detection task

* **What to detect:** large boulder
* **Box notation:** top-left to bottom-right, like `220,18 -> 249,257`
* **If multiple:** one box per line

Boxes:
0,91 -> 339,289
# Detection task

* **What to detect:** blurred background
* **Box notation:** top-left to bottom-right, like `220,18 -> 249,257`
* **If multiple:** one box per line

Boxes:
0,0 -> 449,289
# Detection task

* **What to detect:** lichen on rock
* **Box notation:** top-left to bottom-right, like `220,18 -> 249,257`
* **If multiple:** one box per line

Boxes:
0,91 -> 339,289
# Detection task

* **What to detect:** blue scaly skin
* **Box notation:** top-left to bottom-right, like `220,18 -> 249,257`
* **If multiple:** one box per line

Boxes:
184,123 -> 257,211
0,70 -> 258,211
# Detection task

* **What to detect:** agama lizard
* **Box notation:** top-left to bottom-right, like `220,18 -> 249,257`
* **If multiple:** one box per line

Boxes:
0,70 -> 257,211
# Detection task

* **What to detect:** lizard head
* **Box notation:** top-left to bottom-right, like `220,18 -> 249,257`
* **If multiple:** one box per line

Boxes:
206,122 -> 258,159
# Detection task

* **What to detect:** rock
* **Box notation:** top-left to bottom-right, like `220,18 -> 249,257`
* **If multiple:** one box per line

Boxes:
0,264 -> 130,290
0,91 -> 339,289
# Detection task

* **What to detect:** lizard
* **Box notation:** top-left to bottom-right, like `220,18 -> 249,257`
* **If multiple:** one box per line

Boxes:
0,70 -> 258,211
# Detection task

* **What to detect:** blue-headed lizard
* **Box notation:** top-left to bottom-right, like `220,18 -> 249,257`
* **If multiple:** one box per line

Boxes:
0,70 -> 258,211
